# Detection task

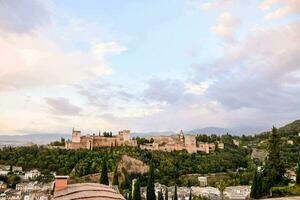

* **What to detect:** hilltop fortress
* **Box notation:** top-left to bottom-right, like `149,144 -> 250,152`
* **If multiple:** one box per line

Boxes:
65,129 -> 138,150
140,130 -> 224,154
65,129 -> 224,154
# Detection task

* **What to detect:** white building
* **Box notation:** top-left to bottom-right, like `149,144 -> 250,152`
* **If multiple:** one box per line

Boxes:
25,169 -> 41,180
224,186 -> 251,200
0,165 -> 10,176
198,176 -> 208,187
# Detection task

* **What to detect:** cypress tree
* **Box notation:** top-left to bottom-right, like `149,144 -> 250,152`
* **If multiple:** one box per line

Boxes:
189,189 -> 192,200
173,185 -> 178,200
165,187 -> 168,200
121,167 -> 131,189
158,189 -> 163,200
112,165 -> 119,186
251,169 -> 263,199
297,163 -> 300,184
133,179 -> 141,200
146,162 -> 156,200
264,126 -> 285,191
100,159 -> 109,185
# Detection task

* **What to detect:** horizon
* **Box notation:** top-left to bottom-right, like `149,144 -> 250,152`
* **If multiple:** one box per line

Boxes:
1,0 -> 300,136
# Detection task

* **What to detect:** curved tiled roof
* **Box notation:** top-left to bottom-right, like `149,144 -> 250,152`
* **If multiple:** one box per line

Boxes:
53,183 -> 125,200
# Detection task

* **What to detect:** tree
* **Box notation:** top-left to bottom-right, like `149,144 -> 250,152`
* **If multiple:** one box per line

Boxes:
173,185 -> 178,200
147,162 -> 156,200
133,179 -> 141,200
264,127 -> 285,192
189,189 -> 192,200
165,187 -> 168,200
121,167 -> 131,189
112,165 -> 119,186
297,162 -> 300,184
157,189 -> 163,200
100,159 -> 109,185
216,180 -> 227,200
250,169 -> 263,199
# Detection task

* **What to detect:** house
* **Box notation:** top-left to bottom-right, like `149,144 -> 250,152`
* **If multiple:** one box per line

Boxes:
25,169 -> 41,180
224,186 -> 251,200
0,193 -> 6,200
4,190 -> 22,200
198,177 -> 208,187
287,140 -> 294,145
233,139 -> 240,146
12,166 -> 22,173
0,181 -> 7,189
0,165 -> 10,176
285,170 -> 296,182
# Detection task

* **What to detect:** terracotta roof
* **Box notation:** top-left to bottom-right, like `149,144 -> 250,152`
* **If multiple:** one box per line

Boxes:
53,183 -> 125,200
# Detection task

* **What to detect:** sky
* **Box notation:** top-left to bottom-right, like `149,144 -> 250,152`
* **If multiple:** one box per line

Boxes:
0,0 -> 300,135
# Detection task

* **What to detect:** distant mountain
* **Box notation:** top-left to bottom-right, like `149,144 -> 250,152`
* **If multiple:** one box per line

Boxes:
186,127 -> 232,135
131,131 -> 175,138
0,133 -> 69,147
132,127 -> 234,138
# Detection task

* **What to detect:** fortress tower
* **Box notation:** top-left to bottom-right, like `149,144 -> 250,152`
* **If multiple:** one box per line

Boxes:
118,130 -> 130,141
179,130 -> 185,143
72,128 -> 81,143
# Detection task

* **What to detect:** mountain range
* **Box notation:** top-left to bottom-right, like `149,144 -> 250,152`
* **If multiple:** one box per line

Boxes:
1,120 -> 299,146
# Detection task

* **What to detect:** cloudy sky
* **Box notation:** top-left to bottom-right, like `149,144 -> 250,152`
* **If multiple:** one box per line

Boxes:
0,0 -> 299,135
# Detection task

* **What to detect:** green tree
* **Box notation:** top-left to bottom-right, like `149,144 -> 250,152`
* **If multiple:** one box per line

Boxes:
165,187 -> 168,200
147,162 -> 156,200
250,169 -> 263,199
264,127 -> 285,192
157,189 -> 163,200
121,167 -> 131,189
296,163 -> 300,184
133,179 -> 141,200
173,185 -> 178,200
216,180 -> 227,200
112,165 -> 119,186
100,159 -> 109,185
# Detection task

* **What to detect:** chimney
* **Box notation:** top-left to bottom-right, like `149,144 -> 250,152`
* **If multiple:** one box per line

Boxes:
54,176 -> 69,191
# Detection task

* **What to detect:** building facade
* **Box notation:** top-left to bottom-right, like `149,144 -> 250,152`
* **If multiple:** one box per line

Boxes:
65,129 -> 137,150
140,130 -> 224,154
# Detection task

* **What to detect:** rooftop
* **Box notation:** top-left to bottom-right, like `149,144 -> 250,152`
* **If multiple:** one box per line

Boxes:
53,183 -> 125,200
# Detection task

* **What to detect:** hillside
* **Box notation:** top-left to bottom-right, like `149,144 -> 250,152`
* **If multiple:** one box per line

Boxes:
279,119 -> 300,135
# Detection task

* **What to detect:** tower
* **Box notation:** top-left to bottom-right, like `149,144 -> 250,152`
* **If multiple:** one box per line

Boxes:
179,130 -> 185,143
72,128 -> 81,143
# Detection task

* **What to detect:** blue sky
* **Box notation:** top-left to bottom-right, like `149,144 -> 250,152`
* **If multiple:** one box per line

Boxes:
0,0 -> 300,135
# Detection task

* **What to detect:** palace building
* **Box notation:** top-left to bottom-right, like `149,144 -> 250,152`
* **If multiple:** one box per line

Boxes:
140,130 -> 224,154
65,129 -> 137,150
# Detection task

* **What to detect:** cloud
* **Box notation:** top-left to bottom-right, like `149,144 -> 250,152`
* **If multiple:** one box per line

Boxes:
143,78 -> 187,104
44,97 -> 82,116
200,0 -> 236,11
92,42 -> 127,59
195,22 -> 300,122
0,31 -> 127,90
0,0 -> 51,33
260,0 -> 300,20
211,12 -> 240,41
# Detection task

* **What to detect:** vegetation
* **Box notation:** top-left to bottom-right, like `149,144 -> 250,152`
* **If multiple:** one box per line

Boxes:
250,170 -> 263,199
132,179 -> 141,200
297,162 -> 300,184
271,185 -> 300,197
49,137 -> 65,146
146,162 -> 155,200
99,158 -> 109,185
173,185 -> 178,200
112,165 -> 119,186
